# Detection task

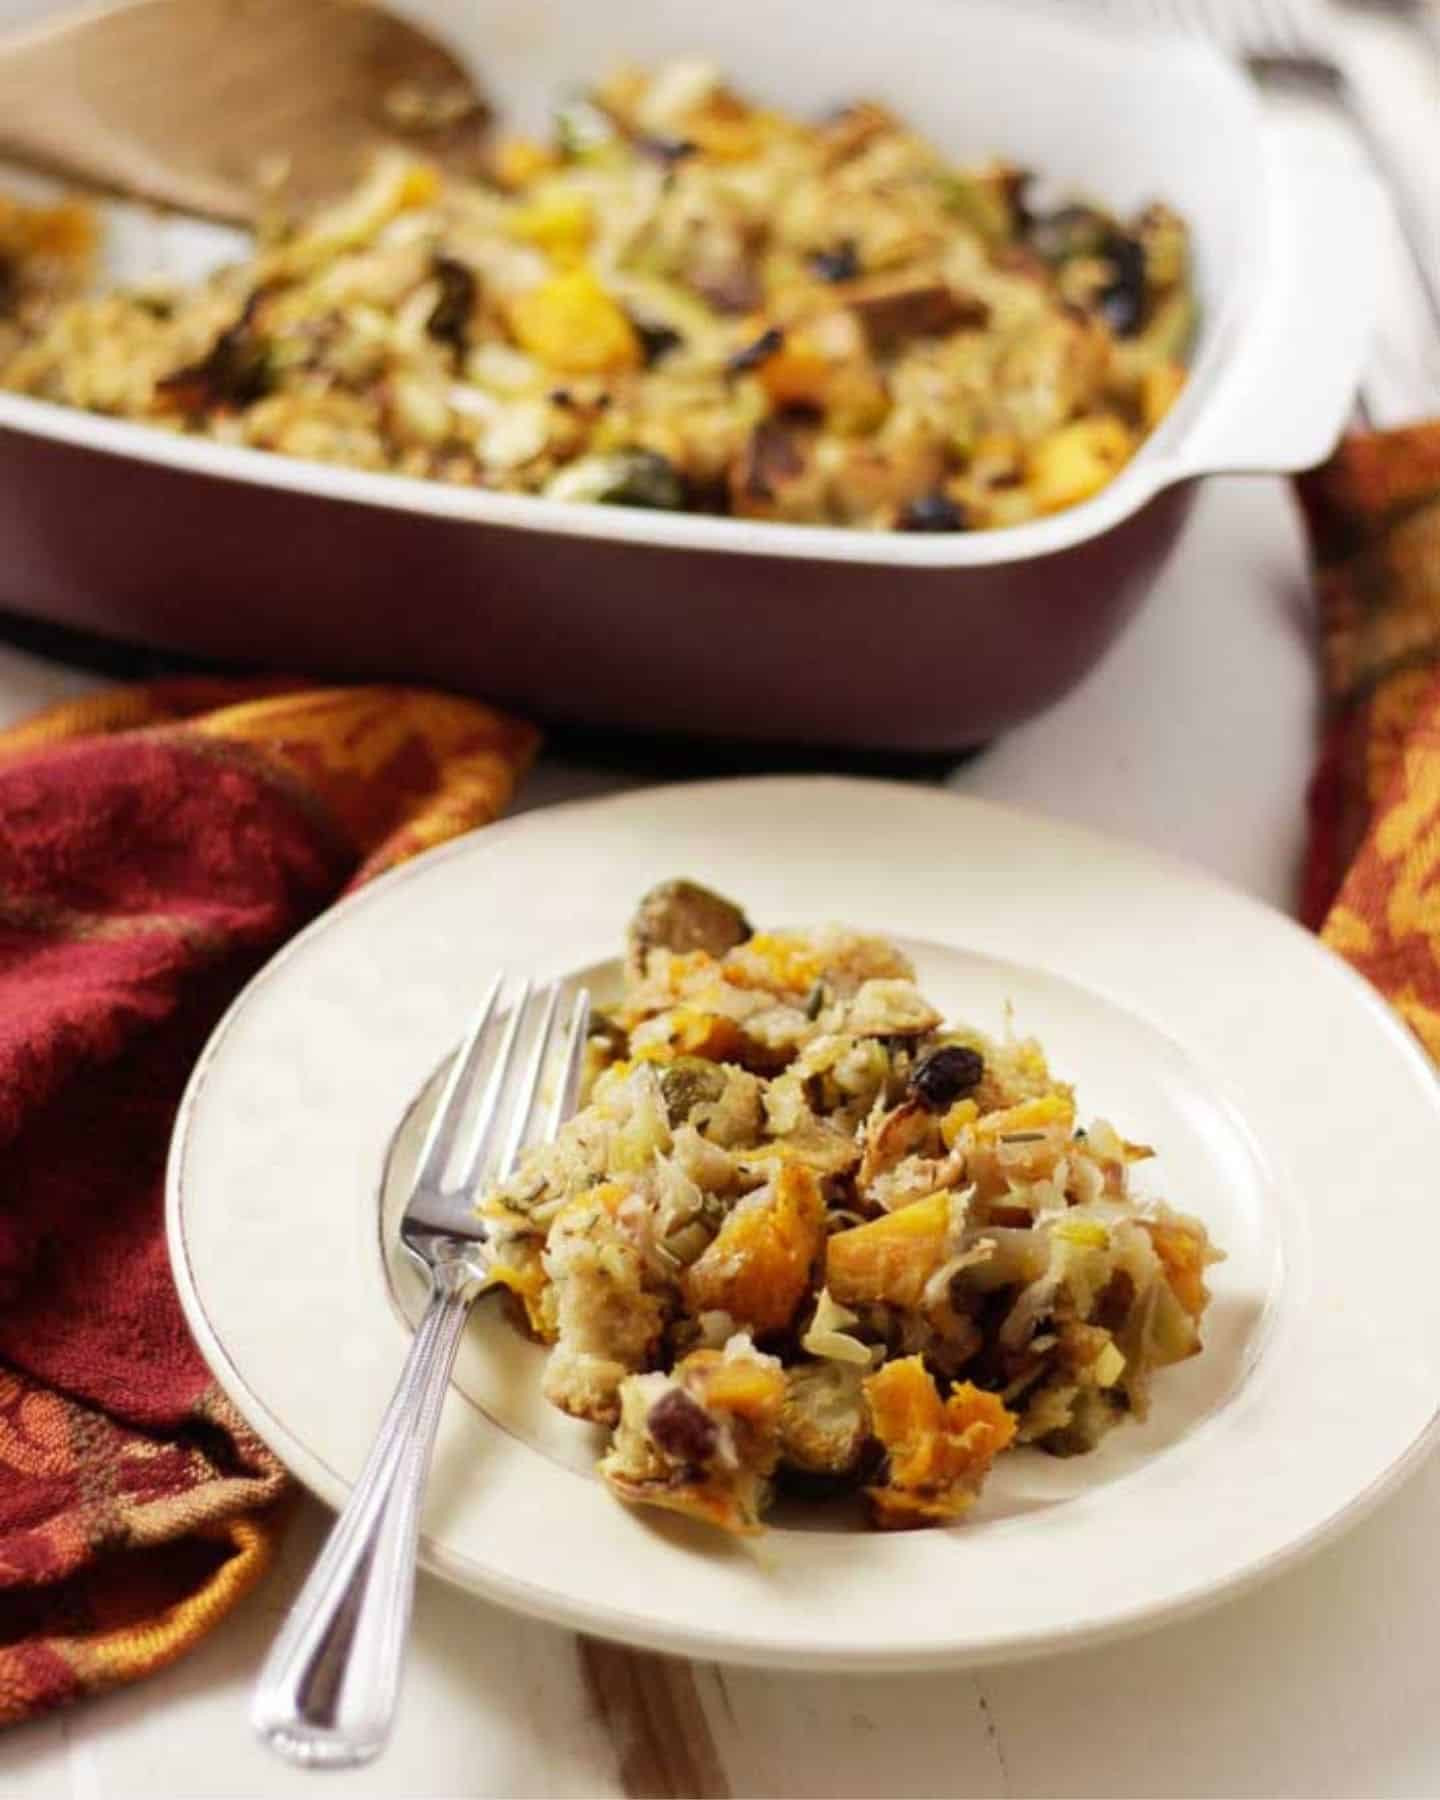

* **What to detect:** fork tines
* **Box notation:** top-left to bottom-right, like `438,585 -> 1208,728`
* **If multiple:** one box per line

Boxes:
412,976 -> 591,1203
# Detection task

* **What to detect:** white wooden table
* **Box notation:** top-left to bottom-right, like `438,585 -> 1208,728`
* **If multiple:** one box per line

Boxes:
4,11 -> 1440,1797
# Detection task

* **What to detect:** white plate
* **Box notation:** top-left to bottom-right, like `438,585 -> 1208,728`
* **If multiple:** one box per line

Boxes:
167,777 -> 1440,1670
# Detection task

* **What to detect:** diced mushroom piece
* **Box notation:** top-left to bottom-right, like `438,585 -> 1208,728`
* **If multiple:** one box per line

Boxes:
817,100 -> 900,167
848,277 -> 967,352
692,260 -> 764,316
779,1361 -> 871,1476
599,1342 -> 787,1533
857,1097 -> 937,1193
627,878 -> 753,974
728,420 -> 829,522
156,287 -> 273,415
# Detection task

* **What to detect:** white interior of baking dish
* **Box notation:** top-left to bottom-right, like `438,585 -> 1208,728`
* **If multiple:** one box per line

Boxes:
0,0 -> 1380,565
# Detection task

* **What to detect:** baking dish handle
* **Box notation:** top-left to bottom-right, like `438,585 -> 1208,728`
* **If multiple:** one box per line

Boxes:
1153,118 -> 1382,483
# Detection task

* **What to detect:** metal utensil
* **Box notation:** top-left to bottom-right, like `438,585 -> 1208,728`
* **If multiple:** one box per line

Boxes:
1336,0 -> 1440,61
251,975 -> 591,1769
1094,0 -> 1440,424
0,0 -> 488,223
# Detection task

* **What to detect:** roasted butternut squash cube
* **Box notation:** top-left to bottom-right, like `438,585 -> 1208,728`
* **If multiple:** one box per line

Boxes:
506,267 -> 641,374
1026,415 -> 1135,514
825,1190 -> 952,1309
863,1357 -> 1016,1528
683,1162 -> 826,1335
492,135 -> 560,190
1142,1218 -> 1212,1320
974,1093 -> 1075,1138
507,192 -> 594,260
757,342 -> 832,410
1141,359 -> 1186,429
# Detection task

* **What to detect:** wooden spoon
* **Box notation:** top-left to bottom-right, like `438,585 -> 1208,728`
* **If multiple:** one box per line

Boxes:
0,0 -> 490,223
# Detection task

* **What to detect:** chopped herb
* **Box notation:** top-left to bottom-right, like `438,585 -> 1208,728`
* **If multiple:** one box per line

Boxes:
630,315 -> 684,366
727,326 -> 784,374
426,256 -> 477,360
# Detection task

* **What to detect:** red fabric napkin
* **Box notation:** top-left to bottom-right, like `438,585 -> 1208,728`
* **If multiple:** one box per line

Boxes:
0,677 -> 535,1724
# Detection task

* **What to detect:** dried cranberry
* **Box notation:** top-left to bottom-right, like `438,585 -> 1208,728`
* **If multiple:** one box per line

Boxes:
1097,232 -> 1146,338
647,1387 -> 718,1464
631,316 -> 684,366
899,492 -> 969,533
808,239 -> 860,283
427,256 -> 477,359
908,1044 -> 984,1110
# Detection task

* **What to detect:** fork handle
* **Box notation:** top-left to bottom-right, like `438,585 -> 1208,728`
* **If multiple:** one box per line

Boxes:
251,1260 -> 476,1768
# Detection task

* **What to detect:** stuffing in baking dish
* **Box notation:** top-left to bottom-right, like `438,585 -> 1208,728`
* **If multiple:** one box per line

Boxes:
0,61 -> 1194,531
481,880 -> 1222,1533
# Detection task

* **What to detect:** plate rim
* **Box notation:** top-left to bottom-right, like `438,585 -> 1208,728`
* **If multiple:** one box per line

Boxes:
166,775 -> 1440,1669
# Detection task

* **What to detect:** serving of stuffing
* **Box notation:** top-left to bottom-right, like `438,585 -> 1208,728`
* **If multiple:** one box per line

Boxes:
480,880 -> 1222,1534
0,60 -> 1194,531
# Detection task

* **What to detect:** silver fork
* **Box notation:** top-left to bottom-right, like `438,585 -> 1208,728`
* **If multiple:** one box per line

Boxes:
1093,0 -> 1440,423
251,975 -> 591,1770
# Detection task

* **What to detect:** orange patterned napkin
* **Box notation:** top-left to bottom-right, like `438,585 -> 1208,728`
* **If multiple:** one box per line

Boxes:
1298,424 -> 1440,1061
0,678 -> 536,1727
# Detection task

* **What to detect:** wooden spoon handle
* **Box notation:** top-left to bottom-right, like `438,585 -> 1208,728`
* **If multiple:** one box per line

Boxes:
0,22 -> 255,217
0,0 -> 486,223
